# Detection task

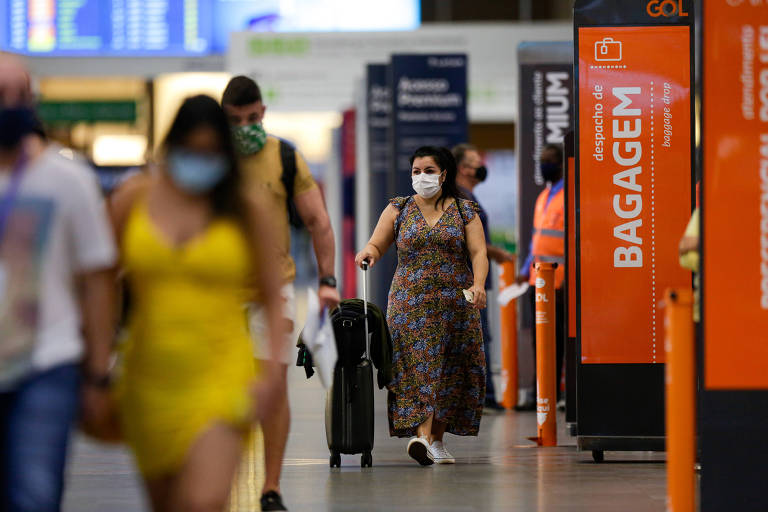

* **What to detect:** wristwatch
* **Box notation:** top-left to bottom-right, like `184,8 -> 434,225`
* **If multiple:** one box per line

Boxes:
319,276 -> 337,288
83,370 -> 112,389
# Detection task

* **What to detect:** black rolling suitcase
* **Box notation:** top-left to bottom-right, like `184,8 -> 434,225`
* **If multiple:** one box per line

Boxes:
325,262 -> 375,468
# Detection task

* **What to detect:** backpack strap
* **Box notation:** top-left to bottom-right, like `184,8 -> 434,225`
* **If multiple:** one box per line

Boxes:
393,196 -> 413,245
455,198 -> 472,261
455,197 -> 466,225
278,139 -> 303,228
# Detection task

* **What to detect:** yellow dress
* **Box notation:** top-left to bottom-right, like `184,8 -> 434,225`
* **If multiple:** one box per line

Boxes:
117,201 -> 256,478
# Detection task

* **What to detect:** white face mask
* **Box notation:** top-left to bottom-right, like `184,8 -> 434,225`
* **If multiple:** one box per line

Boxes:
412,173 -> 442,199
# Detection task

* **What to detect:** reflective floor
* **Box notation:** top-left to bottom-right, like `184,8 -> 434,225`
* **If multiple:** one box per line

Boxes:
62,366 -> 667,512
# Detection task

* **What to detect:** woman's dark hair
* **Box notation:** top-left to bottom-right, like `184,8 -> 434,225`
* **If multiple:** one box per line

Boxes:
409,145 -> 466,209
162,94 -> 246,222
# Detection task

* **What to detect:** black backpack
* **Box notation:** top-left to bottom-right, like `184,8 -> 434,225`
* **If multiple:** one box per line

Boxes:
278,139 -> 304,229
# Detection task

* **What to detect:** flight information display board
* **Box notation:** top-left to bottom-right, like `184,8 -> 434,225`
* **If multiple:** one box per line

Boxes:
0,0 -> 213,55
0,0 -> 421,56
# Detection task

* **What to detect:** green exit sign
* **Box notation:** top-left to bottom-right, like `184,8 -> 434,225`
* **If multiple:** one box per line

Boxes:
38,101 -> 137,124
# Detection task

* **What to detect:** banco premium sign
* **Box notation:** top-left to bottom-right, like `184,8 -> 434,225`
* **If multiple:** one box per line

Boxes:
531,69 -> 572,185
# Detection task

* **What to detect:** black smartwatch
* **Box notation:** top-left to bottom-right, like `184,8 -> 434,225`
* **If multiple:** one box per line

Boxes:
319,276 -> 337,288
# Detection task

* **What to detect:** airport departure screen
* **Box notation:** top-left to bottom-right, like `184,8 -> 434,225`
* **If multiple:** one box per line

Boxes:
0,0 -> 213,56
0,0 -> 421,56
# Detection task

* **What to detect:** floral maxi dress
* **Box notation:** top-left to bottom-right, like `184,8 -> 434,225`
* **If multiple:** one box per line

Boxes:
387,196 -> 485,438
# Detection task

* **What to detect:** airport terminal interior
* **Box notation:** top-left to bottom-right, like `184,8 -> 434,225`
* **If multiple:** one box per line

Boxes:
1,0 -> 766,511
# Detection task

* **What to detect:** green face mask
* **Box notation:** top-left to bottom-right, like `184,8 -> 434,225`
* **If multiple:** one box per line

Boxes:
232,123 -> 267,155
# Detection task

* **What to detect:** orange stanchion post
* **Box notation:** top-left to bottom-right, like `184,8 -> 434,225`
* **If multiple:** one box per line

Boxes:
664,288 -> 696,512
498,258 -> 519,409
534,262 -> 557,447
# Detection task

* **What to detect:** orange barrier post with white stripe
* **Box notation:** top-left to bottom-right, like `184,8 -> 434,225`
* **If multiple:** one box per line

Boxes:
534,262 -> 557,447
498,259 -> 519,409
664,288 -> 695,512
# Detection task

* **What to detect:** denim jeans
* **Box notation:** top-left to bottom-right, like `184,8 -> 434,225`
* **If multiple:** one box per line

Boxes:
0,364 -> 81,512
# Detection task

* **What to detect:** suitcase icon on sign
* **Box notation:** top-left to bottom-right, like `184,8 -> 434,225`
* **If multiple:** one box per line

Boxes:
594,37 -> 622,62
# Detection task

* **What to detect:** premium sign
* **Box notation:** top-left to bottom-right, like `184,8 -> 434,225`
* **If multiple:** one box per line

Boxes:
390,54 -> 468,196
703,2 -> 768,390
516,43 -> 573,330
578,26 -> 692,364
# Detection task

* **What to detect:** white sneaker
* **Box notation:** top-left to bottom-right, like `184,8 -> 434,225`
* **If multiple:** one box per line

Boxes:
429,440 -> 456,464
407,436 -> 434,466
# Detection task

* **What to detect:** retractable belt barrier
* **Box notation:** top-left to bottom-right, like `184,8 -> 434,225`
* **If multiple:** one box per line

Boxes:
663,288 -> 695,512
533,262 -> 557,447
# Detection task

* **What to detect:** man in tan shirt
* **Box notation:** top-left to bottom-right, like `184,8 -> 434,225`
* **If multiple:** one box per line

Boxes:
223,76 -> 339,512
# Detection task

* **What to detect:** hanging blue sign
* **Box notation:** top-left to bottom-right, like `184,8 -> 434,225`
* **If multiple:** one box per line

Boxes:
389,54 -> 468,196
366,63 -> 397,310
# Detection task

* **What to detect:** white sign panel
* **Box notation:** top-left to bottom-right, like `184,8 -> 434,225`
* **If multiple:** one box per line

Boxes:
227,23 -> 572,121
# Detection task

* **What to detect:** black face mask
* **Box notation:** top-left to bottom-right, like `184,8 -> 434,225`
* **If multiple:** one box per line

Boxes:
0,107 -> 36,149
540,161 -> 561,183
474,165 -> 487,182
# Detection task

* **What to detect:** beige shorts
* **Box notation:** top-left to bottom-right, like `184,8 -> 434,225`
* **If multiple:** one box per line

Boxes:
247,283 -> 297,365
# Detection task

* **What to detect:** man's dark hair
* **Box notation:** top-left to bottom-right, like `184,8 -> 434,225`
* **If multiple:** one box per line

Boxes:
222,75 -> 262,106
543,143 -> 564,164
451,143 -> 478,166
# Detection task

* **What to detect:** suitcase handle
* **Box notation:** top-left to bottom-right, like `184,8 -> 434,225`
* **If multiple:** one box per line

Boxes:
361,261 -> 370,361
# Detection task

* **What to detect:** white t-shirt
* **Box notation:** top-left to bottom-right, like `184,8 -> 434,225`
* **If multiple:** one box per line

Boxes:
0,146 -> 116,372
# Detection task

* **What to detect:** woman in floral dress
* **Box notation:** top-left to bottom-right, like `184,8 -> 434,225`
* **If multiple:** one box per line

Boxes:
355,146 -> 488,466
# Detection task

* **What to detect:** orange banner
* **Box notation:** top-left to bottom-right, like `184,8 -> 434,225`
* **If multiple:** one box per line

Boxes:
703,2 -> 768,390
578,26 -> 692,364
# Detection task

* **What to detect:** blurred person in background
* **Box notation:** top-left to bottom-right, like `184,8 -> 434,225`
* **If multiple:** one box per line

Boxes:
222,76 -> 339,511
516,143 -> 566,410
355,146 -> 487,466
0,53 -> 117,511
453,143 -> 515,412
108,95 -> 286,512
679,183 -> 700,323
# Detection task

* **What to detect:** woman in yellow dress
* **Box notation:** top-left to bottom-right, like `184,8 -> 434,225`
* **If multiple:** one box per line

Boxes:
108,95 -> 285,512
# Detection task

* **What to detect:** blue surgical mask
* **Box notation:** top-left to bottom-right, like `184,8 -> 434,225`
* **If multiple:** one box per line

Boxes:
166,149 -> 228,193
0,107 -> 36,149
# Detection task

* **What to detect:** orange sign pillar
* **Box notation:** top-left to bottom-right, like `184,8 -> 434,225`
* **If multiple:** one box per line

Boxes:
664,288 -> 695,512
534,262 -> 557,447
498,260 -> 519,409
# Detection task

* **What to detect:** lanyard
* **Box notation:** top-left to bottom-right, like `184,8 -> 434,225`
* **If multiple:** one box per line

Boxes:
0,152 -> 27,244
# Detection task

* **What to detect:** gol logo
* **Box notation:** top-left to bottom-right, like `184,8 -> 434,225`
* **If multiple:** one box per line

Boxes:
535,277 -> 546,289
646,0 -> 689,17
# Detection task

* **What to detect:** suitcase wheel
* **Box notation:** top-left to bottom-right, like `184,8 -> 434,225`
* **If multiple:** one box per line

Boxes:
330,452 -> 342,468
361,451 -> 373,468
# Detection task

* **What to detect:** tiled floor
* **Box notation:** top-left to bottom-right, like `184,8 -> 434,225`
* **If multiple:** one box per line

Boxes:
62,365 -> 667,512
